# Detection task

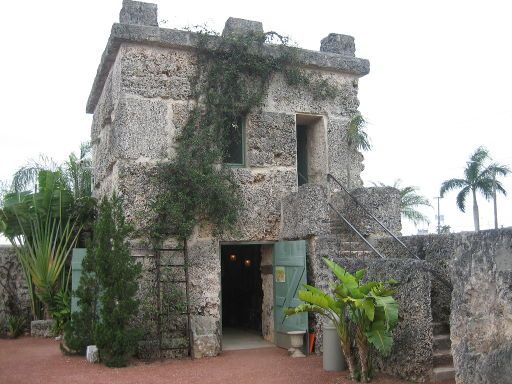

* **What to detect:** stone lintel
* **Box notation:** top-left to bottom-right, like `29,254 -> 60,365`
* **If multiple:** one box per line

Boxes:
119,0 -> 158,27
86,23 -> 370,114
222,17 -> 264,37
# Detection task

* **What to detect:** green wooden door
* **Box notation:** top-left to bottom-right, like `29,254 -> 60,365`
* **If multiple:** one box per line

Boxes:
71,248 -> 87,314
273,240 -> 307,349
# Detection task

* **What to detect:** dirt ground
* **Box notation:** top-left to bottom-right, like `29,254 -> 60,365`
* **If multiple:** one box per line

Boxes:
0,337 -> 453,384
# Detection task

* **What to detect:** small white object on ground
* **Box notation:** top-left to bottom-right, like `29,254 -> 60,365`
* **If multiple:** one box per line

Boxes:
86,345 -> 99,363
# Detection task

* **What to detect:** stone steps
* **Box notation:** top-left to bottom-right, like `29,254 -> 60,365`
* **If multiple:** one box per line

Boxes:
340,250 -> 374,257
339,240 -> 374,258
433,321 -> 450,335
431,366 -> 456,382
433,334 -> 451,350
433,349 -> 453,366
432,321 -> 455,382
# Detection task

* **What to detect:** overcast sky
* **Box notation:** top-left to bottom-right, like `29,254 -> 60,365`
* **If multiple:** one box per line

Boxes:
1,0 -> 511,237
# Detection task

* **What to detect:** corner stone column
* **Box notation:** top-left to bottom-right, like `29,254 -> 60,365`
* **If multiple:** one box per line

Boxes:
187,237 -> 222,358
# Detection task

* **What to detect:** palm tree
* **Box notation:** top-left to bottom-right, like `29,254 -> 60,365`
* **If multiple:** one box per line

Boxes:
346,113 -> 371,190
372,180 -> 432,226
440,146 -> 509,231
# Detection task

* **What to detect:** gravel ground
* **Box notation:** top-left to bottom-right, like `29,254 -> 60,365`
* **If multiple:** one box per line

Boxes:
0,337 -> 452,384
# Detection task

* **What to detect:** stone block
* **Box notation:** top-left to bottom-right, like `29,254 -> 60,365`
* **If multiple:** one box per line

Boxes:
30,320 -> 55,338
320,33 -> 356,57
246,112 -> 296,167
281,184 -> 330,240
331,186 -> 401,237
222,17 -> 263,37
111,96 -> 171,160
263,71 -> 359,117
86,345 -> 99,363
327,117 -> 364,189
120,0 -> 158,27
120,45 -> 197,100
221,168 -> 297,242
115,160 -> 161,232
192,333 -> 220,358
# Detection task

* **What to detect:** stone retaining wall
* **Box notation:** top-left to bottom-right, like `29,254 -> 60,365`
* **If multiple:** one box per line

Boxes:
374,228 -> 512,383
0,245 -> 31,335
450,229 -> 512,384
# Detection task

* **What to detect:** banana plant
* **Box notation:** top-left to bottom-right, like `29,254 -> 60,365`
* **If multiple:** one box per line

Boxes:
284,260 -> 358,379
285,257 -> 398,383
324,258 -> 398,382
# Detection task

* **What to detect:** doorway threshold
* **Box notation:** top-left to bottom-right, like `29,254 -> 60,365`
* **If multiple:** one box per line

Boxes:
222,327 -> 274,351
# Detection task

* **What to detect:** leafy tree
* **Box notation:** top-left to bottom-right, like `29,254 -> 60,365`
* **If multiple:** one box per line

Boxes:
0,144 -> 96,321
346,114 -> 371,190
373,180 -> 432,226
285,257 -> 398,382
440,146 -> 509,231
1,171 -> 78,319
94,194 -> 141,367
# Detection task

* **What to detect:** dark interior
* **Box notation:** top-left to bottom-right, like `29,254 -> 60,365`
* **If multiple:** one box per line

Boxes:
221,244 -> 263,332
297,124 -> 308,186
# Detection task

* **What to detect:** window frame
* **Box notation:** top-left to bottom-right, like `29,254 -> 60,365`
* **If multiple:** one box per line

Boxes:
224,117 -> 246,168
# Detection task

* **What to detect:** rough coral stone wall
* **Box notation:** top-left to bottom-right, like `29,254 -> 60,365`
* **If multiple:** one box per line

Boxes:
372,229 -> 512,383
450,229 -> 512,384
330,186 -> 402,238
0,245 -> 31,335
281,184 -> 331,241
89,19 -> 368,358
375,234 -> 455,323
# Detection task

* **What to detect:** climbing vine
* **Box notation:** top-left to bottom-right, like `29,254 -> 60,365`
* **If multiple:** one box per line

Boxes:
149,27 -> 340,244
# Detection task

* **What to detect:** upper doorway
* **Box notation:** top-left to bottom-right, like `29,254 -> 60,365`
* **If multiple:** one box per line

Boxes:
296,114 -> 327,187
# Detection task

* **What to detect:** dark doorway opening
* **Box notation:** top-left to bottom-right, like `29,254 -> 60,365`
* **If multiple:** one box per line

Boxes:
221,244 -> 263,332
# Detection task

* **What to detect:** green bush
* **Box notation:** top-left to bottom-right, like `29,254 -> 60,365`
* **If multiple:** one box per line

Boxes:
7,314 -> 26,338
64,194 -> 141,367
94,194 -> 141,367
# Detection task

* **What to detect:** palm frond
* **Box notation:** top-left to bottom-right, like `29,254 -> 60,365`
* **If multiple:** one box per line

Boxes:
456,186 -> 470,212
347,114 -> 372,151
440,178 -> 467,197
401,207 -> 430,225
11,155 -> 59,192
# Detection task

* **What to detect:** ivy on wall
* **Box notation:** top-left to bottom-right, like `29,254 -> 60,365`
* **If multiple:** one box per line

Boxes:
149,28 -> 341,244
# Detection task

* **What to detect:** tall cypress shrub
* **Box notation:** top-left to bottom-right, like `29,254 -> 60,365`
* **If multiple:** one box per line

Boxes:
64,193 -> 141,367
94,194 -> 141,367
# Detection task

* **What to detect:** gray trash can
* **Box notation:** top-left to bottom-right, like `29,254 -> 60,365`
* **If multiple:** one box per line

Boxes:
323,321 -> 345,371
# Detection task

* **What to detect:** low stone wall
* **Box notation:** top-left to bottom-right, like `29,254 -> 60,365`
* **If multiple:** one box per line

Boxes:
374,228 -> 512,383
330,186 -> 402,237
0,245 -> 31,336
450,229 -> 512,384
375,234 -> 455,323
30,320 -> 55,338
